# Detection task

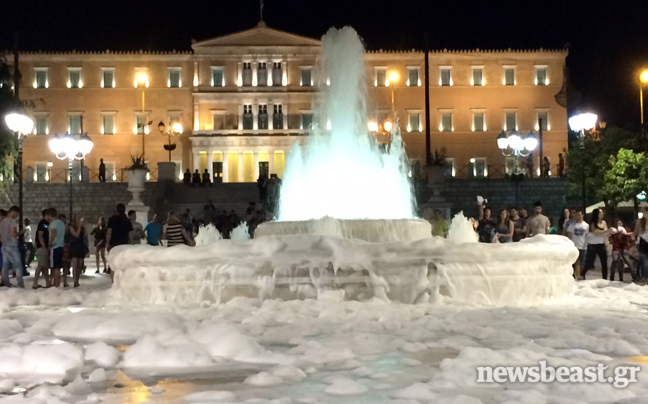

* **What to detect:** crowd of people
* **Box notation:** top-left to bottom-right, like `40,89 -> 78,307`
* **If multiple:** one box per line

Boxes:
428,200 -> 648,283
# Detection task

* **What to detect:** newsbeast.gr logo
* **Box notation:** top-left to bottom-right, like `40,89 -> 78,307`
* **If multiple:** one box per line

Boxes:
476,361 -> 640,389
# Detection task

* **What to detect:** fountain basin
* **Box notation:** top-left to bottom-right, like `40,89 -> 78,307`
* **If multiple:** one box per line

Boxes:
255,217 -> 432,243
109,234 -> 577,306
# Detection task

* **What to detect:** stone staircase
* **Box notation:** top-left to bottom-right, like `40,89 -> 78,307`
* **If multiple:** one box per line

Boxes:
159,182 -> 260,221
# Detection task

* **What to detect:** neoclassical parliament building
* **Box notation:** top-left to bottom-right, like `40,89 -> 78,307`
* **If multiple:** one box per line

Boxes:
10,21 -> 568,183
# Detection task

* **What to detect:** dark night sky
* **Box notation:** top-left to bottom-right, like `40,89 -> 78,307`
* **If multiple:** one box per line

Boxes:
2,0 -> 648,128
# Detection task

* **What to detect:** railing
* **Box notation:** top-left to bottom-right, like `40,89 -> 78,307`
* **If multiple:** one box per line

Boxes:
446,163 -> 566,179
12,167 -> 160,184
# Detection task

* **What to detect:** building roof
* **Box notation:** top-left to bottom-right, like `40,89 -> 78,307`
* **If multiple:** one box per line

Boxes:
192,21 -> 321,50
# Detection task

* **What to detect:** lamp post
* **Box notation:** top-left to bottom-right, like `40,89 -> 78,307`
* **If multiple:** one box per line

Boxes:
496,130 -> 538,207
136,73 -> 149,162
5,112 -> 34,230
48,133 -> 94,219
158,120 -> 182,162
640,70 -> 648,126
568,112 -> 598,213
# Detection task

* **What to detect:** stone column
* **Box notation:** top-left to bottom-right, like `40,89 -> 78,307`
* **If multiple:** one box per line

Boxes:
193,60 -> 199,87
193,102 -> 200,131
222,152 -> 229,183
238,152 -> 245,182
268,149 -> 275,175
193,151 -> 200,171
207,149 -> 214,178
253,151 -> 260,180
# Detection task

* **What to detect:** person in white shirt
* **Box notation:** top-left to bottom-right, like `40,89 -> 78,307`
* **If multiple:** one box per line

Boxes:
566,208 -> 589,280
23,218 -> 36,268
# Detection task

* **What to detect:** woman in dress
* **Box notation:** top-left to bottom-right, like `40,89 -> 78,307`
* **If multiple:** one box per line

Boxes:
68,213 -> 86,288
91,217 -> 107,274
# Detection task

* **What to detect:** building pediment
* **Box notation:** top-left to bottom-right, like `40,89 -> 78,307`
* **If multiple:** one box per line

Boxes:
192,21 -> 321,52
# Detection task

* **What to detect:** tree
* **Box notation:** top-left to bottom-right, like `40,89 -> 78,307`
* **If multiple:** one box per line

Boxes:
604,148 -> 648,209
0,56 -> 21,181
566,127 -> 643,206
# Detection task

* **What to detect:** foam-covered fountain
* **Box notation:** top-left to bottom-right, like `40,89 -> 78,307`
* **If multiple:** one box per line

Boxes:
110,27 -> 577,306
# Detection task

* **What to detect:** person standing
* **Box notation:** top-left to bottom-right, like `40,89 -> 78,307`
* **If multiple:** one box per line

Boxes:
566,209 -> 589,280
559,208 -> 572,236
23,218 -> 36,268
128,210 -> 144,245
0,206 -> 24,288
509,208 -> 526,242
558,153 -> 565,178
477,204 -> 496,243
68,213 -> 86,288
582,208 -> 611,280
106,204 -> 133,252
495,209 -> 514,243
610,219 -> 632,282
634,207 -> 648,283
91,217 -> 107,273
526,202 -> 550,237
542,156 -> 551,177
526,153 -> 534,178
144,214 -> 163,246
33,209 -> 51,289
98,158 -> 106,183
192,170 -> 201,186
164,212 -> 191,247
48,208 -> 66,288
429,209 -> 449,238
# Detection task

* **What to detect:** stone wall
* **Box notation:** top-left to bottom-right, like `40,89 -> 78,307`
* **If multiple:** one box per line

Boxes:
0,182 -> 158,225
422,178 -> 574,223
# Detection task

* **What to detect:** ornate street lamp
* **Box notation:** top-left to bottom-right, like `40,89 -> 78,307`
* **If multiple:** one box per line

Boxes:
49,133 -> 94,219
5,112 -> 34,229
158,120 -> 182,162
569,112 -> 598,213
496,130 -> 538,206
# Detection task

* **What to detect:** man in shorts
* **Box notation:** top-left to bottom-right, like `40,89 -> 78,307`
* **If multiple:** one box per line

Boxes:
33,209 -> 52,288
48,208 -> 66,287
0,206 -> 24,288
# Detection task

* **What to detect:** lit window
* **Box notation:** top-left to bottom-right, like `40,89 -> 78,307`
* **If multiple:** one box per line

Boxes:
301,113 -> 313,130
242,105 -> 253,130
68,68 -> 82,88
103,162 -> 116,182
35,115 -> 48,135
34,68 -> 48,88
273,105 -> 284,129
504,67 -> 515,85
536,111 -> 549,130
211,67 -> 224,87
472,158 -> 487,178
257,63 -> 267,86
444,158 -> 455,177
258,105 -> 268,129
408,112 -> 421,132
375,67 -> 387,87
473,113 -> 485,132
300,67 -> 313,87
441,113 -> 453,132
168,68 -> 181,88
407,67 -> 420,87
472,67 -> 484,86
135,114 -> 149,134
69,115 -> 82,135
505,112 -> 517,131
102,68 -> 115,88
242,62 -> 252,86
102,114 -> 115,135
535,66 -> 548,85
35,163 -> 47,182
440,67 -> 452,86
272,62 -> 283,87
